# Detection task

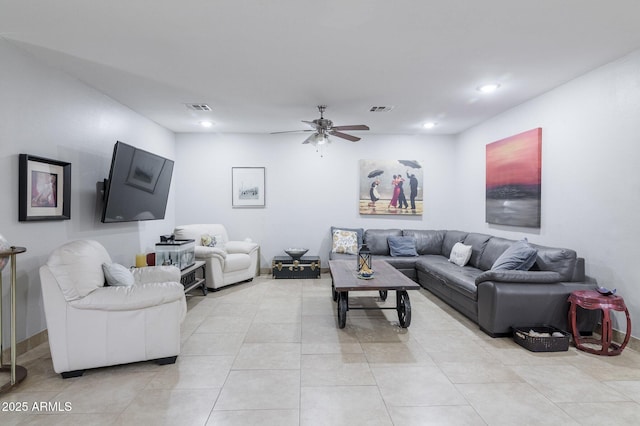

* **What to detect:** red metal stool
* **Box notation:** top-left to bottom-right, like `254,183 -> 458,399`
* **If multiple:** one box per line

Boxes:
567,290 -> 631,356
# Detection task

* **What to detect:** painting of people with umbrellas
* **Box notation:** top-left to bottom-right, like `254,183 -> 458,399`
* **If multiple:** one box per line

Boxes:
359,159 -> 423,215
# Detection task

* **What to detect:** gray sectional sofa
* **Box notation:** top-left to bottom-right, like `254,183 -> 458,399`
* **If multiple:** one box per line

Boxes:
329,227 -> 598,337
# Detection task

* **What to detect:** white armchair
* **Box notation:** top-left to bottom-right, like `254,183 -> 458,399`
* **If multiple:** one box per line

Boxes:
173,224 -> 259,290
39,240 -> 187,378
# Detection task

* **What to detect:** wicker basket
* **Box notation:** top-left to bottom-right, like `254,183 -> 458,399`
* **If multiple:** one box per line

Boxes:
513,326 -> 570,352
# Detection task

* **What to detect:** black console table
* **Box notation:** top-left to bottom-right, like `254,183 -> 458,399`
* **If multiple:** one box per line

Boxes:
181,260 -> 207,295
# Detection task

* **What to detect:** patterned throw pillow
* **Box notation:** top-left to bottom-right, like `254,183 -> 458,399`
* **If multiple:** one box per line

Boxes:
332,230 -> 358,255
201,234 -> 225,249
201,234 -> 215,247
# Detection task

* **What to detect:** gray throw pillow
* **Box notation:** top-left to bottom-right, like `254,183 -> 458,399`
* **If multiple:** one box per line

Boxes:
388,236 -> 418,257
491,238 -> 537,271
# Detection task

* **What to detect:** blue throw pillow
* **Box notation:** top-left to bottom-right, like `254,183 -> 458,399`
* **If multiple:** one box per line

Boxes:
388,236 -> 418,257
491,238 -> 538,271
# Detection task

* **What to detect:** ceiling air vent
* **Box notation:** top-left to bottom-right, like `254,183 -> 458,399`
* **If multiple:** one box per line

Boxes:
185,103 -> 212,111
369,106 -> 394,112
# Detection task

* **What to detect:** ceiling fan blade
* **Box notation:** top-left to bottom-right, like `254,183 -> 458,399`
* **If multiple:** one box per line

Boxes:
331,125 -> 370,131
329,130 -> 360,142
270,129 -> 314,134
302,133 -> 318,144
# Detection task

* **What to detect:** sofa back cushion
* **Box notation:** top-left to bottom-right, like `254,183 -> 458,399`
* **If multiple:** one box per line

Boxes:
364,229 -> 402,255
478,237 -> 579,280
463,233 -> 492,269
477,237 -> 514,271
531,245 -> 577,281
441,230 -> 469,258
175,224 -> 229,245
46,240 -> 111,301
491,239 -> 538,271
402,230 -> 445,255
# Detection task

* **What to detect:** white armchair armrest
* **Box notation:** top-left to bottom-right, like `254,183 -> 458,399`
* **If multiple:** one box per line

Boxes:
132,265 -> 181,284
225,240 -> 259,255
195,246 -> 227,260
69,282 -> 185,311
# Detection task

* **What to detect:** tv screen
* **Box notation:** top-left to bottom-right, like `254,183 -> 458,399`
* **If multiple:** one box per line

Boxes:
101,141 -> 174,223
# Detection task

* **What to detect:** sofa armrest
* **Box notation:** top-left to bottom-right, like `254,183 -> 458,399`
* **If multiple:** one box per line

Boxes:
475,270 -> 562,286
132,265 -> 181,284
69,282 -> 185,311
225,240 -> 259,255
195,246 -> 227,259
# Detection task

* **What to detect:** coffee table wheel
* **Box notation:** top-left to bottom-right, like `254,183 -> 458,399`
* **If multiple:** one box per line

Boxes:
332,283 -> 338,302
337,292 -> 347,329
379,290 -> 388,301
397,290 -> 411,328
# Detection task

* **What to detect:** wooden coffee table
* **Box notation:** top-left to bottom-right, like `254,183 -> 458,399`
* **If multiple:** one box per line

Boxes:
329,259 -> 421,328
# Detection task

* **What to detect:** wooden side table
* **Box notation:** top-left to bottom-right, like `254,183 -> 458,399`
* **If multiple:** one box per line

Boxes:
0,246 -> 28,394
567,289 -> 631,356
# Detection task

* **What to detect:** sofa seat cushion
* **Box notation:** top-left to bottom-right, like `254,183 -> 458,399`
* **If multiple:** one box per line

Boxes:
375,256 -> 418,271
417,256 -> 482,300
224,253 -> 252,273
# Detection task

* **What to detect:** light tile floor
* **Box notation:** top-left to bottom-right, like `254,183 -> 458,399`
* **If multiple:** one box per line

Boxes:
3,274 -> 640,425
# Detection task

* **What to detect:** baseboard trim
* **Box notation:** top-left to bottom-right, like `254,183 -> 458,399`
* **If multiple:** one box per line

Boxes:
594,324 -> 639,352
1,330 -> 48,360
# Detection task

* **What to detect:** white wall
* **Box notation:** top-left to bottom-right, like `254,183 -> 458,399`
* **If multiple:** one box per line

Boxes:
0,40 -> 176,346
454,50 -> 640,337
174,133 -> 457,267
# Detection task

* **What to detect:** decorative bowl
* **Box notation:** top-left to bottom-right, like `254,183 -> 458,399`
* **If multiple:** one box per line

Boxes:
285,248 -> 308,259
596,286 -> 616,296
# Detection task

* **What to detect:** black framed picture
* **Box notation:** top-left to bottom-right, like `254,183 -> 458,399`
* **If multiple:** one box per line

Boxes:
19,154 -> 71,221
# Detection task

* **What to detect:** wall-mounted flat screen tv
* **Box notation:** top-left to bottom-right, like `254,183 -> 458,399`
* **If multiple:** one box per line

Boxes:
101,141 -> 174,223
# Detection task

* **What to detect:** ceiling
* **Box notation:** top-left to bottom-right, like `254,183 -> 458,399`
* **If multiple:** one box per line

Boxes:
2,0 -> 640,135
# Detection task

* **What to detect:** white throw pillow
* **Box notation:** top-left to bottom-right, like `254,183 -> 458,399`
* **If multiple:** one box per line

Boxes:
332,230 -> 358,255
102,263 -> 135,286
449,242 -> 472,267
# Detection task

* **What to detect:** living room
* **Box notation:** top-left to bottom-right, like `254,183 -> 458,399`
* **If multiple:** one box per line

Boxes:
2,2 -> 640,424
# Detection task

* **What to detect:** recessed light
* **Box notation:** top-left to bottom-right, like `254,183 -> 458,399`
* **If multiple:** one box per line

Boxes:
200,121 -> 214,128
423,122 -> 437,129
477,83 -> 500,94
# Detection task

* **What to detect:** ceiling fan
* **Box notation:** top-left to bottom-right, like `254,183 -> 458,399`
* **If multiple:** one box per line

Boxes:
272,105 -> 370,145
